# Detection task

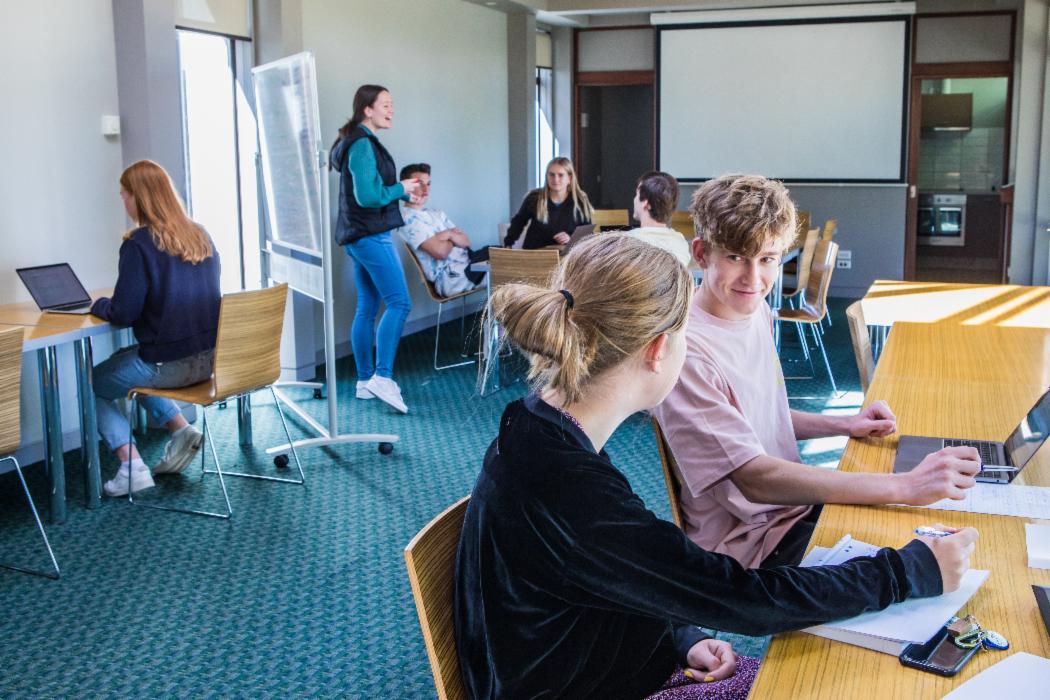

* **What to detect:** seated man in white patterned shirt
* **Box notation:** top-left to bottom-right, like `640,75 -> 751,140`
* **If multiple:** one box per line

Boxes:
396,163 -> 487,296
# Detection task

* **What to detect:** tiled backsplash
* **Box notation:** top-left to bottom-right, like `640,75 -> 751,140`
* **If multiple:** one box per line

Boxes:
918,127 -> 1005,192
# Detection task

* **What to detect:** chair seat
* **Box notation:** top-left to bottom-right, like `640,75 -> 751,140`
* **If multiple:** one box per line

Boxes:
778,304 -> 824,323
437,284 -> 486,304
131,378 -> 219,405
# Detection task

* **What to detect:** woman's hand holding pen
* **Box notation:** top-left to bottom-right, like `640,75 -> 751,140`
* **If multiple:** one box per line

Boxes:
916,524 -> 978,593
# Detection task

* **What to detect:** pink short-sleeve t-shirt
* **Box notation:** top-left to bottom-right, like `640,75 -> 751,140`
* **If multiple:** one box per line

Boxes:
651,298 -> 810,568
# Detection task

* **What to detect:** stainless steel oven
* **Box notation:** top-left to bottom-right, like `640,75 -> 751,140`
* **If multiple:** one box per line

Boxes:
917,193 -> 967,247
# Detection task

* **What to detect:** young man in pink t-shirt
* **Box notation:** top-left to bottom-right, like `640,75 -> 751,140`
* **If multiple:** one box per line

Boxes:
651,174 -> 981,569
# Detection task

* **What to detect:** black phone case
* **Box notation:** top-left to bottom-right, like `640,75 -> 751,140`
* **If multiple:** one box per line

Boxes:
899,625 -> 980,677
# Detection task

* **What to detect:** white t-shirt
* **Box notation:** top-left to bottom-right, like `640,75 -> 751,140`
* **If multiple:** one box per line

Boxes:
396,203 -> 477,296
623,226 -> 691,267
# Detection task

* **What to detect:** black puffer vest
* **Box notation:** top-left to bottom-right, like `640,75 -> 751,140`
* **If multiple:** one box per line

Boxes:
331,126 -> 404,245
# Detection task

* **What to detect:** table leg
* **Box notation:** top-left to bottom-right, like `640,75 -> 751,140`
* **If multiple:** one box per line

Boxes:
74,338 -> 101,509
237,395 -> 252,446
37,347 -> 66,524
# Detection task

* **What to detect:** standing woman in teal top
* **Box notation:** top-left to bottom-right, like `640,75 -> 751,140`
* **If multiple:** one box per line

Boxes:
330,85 -> 422,414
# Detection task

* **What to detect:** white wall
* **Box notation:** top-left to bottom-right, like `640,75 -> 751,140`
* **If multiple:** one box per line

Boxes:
0,1 -> 125,465
302,0 -> 510,354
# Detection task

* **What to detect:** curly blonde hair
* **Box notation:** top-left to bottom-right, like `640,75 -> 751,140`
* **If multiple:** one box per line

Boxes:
690,174 -> 798,257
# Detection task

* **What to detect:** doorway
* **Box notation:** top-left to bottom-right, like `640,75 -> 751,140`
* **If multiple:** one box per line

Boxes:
575,83 -> 654,212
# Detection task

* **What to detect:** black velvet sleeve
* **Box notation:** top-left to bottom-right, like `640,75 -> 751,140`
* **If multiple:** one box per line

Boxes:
503,191 -> 537,248
672,625 -> 712,665
542,455 -> 942,638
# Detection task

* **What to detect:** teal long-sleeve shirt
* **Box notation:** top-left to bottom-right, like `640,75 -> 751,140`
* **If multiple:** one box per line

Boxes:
347,128 -> 407,208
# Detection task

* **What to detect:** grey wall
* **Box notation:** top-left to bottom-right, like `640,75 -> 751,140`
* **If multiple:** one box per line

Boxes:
551,26 -> 574,158
507,12 -> 538,205
302,0 -> 510,362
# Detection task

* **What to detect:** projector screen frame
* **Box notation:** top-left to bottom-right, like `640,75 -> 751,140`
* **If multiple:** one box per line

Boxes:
655,15 -> 911,184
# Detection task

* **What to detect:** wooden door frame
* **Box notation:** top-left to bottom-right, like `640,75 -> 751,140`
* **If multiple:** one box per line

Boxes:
905,11 -> 1015,281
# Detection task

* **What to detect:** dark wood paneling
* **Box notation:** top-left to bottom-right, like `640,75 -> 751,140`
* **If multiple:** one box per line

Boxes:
575,70 -> 654,86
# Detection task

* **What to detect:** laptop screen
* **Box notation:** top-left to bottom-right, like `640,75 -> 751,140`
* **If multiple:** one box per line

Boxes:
16,264 -> 91,310
1004,390 -> 1050,469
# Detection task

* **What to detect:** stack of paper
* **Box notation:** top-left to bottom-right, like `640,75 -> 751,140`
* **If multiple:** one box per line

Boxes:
908,483 -> 1050,519
942,653 -> 1050,699
1025,523 -> 1050,569
800,539 -> 990,655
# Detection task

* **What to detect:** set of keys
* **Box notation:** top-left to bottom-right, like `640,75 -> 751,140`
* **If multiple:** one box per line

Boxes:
948,614 -> 1010,651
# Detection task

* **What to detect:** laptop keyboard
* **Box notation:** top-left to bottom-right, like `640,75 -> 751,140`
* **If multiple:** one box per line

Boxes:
943,438 -> 1000,465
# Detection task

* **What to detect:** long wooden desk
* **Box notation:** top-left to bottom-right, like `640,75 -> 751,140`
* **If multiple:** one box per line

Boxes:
749,321 -> 1050,698
862,280 -> 1050,329
0,296 -> 114,521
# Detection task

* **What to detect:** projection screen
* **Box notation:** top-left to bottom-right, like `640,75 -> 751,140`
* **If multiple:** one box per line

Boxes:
658,18 -> 908,182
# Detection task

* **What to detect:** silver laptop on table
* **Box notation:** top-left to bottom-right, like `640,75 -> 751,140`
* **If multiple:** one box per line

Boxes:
16,263 -> 94,315
893,388 -> 1050,484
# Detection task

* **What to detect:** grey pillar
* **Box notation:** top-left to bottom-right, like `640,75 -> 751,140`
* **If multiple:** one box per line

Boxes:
508,12 -> 538,206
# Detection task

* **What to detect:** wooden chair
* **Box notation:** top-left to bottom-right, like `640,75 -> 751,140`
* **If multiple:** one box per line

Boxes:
405,496 -> 470,700
795,211 -> 811,248
777,240 -> 840,395
670,211 -> 694,241
403,243 -> 485,371
0,326 -> 60,579
479,249 -> 562,394
845,301 -> 876,393
590,209 -> 629,229
487,247 -> 561,289
782,228 -> 819,303
651,418 -> 686,530
126,284 -> 302,519
820,218 -> 838,241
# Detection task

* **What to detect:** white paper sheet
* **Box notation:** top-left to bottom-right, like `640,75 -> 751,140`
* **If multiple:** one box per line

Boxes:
906,483 -> 1050,519
942,652 -> 1050,700
801,540 -> 990,645
1025,523 -> 1050,569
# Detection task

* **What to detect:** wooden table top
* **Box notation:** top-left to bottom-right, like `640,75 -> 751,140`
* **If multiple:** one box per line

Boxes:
0,289 -> 115,351
861,280 -> 1050,329
749,322 -> 1050,699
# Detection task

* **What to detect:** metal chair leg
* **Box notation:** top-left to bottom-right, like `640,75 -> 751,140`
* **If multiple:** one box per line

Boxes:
204,389 -> 305,484
128,395 -> 232,519
810,322 -> 840,395
0,456 -> 60,579
433,299 -> 475,371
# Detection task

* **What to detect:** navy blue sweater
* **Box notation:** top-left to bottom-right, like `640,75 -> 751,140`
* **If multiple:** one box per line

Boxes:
91,226 -> 221,363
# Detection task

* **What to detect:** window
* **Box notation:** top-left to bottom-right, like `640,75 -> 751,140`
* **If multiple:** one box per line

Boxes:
535,32 -> 558,187
177,29 -> 260,292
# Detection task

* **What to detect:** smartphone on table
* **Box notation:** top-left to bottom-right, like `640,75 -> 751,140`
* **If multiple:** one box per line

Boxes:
899,624 -> 980,677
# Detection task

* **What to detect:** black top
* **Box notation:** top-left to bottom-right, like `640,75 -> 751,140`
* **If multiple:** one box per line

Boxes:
504,190 -> 591,249
454,394 -> 942,700
91,227 -> 220,363
330,125 -> 404,246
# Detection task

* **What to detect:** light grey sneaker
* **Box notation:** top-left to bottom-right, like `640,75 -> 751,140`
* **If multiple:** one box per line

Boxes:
104,461 -> 155,497
153,425 -> 204,475
356,380 -> 375,400
365,376 -> 408,414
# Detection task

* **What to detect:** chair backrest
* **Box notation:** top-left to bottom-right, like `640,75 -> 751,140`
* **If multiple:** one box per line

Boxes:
590,209 -> 629,227
497,222 -> 511,247
795,211 -> 811,249
0,326 -> 23,456
651,418 -> 686,530
405,496 -> 470,700
670,210 -> 694,240
845,301 -> 876,393
803,239 -> 839,321
820,218 -> 838,241
212,284 -> 289,400
488,248 -> 561,290
403,242 -> 444,303
791,228 -> 820,295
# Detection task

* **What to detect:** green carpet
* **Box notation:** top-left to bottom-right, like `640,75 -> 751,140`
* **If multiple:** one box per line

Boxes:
0,298 -> 865,698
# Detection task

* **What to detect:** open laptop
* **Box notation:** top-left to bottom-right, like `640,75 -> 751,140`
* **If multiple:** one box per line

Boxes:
16,263 -> 94,314
893,388 -> 1050,484
560,224 -> 598,255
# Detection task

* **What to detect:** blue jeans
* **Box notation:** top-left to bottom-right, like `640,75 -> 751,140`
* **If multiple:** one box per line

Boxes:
93,346 -> 214,451
345,232 -> 412,379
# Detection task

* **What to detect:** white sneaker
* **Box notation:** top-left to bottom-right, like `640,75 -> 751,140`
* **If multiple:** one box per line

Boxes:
365,375 -> 408,414
356,380 -> 375,400
153,425 -> 204,475
104,460 -> 155,497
